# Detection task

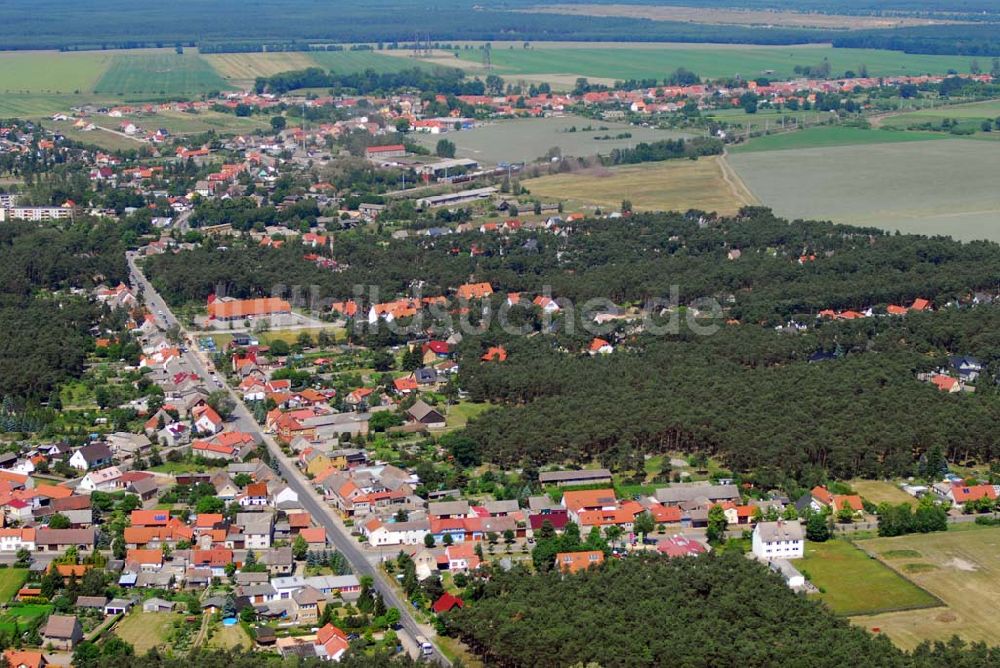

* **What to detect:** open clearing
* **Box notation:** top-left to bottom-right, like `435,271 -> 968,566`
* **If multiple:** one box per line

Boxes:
445,45 -> 976,84
727,139 -> 1000,241
797,539 -> 940,617
0,51 -> 112,94
114,611 -> 184,653
730,126 -> 947,153
853,527 -> 1000,649
520,5 -> 966,30
850,480 -> 918,508
414,115 -> 689,165
523,156 -> 754,215
95,52 -> 228,96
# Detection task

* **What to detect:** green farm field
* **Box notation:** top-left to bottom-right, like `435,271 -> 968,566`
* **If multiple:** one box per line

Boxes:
728,138 -> 1000,241
797,539 -> 939,617
446,44 -> 978,84
95,52 -> 228,96
730,126 -> 947,153
309,50 -> 414,74
0,51 -> 112,94
203,52 -> 320,85
853,527 -> 1000,649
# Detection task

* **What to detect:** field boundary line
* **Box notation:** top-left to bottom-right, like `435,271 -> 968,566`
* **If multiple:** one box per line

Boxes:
846,537 -> 946,616
718,152 -> 758,206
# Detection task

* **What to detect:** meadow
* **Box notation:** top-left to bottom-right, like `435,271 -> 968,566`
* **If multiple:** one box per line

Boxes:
448,44 -> 978,85
853,526 -> 1000,649
729,125 -> 947,153
850,480 -> 918,508
113,611 -> 186,653
523,156 -> 754,215
797,539 -> 940,617
414,116 -> 689,164
95,52 -> 228,96
202,52 -> 320,86
727,138 -> 1000,241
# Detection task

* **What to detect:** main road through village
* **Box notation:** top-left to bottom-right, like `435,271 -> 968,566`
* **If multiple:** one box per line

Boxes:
126,251 -> 450,665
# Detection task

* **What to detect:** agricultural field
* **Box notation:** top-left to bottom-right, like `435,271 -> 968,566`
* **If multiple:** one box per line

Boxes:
853,526 -> 1000,649
203,52 -> 319,86
309,50 -> 414,74
95,52 -> 228,96
0,51 -> 113,94
850,480 -> 918,508
730,125 -> 947,153
879,99 -> 1000,136
443,44 -> 977,86
113,611 -> 186,653
797,539 -> 940,617
138,109 -> 270,135
523,156 -> 754,215
414,115 -> 689,165
727,138 -> 1000,241
0,569 -> 28,602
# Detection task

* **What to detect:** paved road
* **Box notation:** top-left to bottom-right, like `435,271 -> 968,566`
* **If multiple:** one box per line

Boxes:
127,252 -> 448,666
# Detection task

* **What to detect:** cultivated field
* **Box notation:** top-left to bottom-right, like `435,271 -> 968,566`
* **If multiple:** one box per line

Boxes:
309,50 -> 413,74
413,116 -> 689,165
114,611 -> 185,653
850,480 -> 918,508
446,44 -> 977,85
0,51 -> 112,94
203,52 -> 319,85
523,156 -> 755,215
520,5 -> 967,30
727,139 -> 1000,241
797,539 -> 940,617
95,52 -> 228,96
730,126 -> 947,153
853,527 -> 1000,649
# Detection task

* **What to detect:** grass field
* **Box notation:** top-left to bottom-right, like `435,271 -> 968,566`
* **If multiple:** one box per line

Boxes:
853,527 -> 1000,648
730,126 -> 947,153
205,621 -> 252,650
0,569 -> 28,602
882,99 -> 1000,124
850,481 -> 918,508
114,611 -> 184,653
414,115 -> 689,164
95,52 -> 228,96
523,156 -> 755,215
446,44 -> 977,85
0,604 -> 54,634
727,138 -> 1000,241
797,539 -> 940,617
208,327 -> 345,349
446,401 -> 492,430
139,109 -> 270,135
0,51 -> 112,94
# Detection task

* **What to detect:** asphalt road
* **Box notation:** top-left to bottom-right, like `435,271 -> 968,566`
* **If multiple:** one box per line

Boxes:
127,252 -> 448,665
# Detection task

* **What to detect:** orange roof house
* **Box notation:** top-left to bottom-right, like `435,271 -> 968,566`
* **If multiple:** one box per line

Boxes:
481,346 -> 507,362
910,298 -> 931,311
456,282 -> 493,300
556,550 -> 605,574
208,297 -> 291,321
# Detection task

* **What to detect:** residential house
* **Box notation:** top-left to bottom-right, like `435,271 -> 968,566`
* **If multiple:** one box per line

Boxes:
556,550 -> 604,574
41,615 -> 82,650
291,585 -> 324,624
69,443 -> 113,470
237,513 -> 274,549
79,466 -> 124,492
406,400 -> 446,428
34,528 -> 97,552
752,520 -> 805,561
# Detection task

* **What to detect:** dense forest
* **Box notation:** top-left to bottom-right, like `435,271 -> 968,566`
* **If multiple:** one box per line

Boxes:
0,221 -> 127,400
254,67 -> 487,96
446,553 -> 1000,667
3,0 -> 998,54
144,208 -> 1000,325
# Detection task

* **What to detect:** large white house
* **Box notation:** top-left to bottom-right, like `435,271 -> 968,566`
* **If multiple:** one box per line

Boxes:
751,520 -> 805,561
364,518 -> 430,547
79,466 -> 124,493
0,527 -> 36,552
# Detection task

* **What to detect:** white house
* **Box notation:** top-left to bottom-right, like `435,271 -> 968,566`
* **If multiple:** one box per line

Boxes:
364,518 -> 430,547
0,527 -> 36,551
79,466 -> 124,493
751,520 -> 804,561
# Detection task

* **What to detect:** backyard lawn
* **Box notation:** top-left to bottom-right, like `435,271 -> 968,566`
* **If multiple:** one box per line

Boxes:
0,569 -> 28,602
113,611 -> 185,654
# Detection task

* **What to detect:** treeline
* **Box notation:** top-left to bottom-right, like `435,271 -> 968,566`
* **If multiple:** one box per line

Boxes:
254,66 -> 486,96
445,553 -> 1000,667
70,647 -> 414,668
606,136 -> 723,165
833,24 -> 1000,56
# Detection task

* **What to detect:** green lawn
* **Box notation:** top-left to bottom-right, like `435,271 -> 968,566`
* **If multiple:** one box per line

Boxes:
445,401 -> 491,429
731,126 -> 946,153
114,611 -> 185,654
798,539 -> 940,616
453,45 -> 978,82
0,603 -> 54,634
0,569 -> 28,603
882,99 -> 1000,125
95,53 -> 228,96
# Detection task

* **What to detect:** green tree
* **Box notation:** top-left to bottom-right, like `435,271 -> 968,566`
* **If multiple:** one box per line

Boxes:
73,641 -> 101,668
292,533 -> 309,561
806,512 -> 831,542
435,139 -> 456,158
270,116 -> 287,132
836,500 -> 855,524
424,533 -> 436,548
633,511 -> 654,541
706,504 -> 728,543
48,513 -> 71,529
